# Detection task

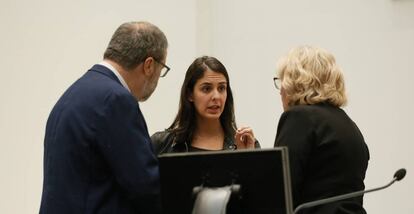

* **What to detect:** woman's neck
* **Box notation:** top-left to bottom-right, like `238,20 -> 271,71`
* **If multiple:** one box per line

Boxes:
191,118 -> 224,150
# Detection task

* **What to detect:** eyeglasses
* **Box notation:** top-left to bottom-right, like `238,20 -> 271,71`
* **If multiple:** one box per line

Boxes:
273,77 -> 281,90
154,58 -> 170,77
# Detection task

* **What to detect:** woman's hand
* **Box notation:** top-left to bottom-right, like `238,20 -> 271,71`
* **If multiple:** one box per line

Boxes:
234,126 -> 255,149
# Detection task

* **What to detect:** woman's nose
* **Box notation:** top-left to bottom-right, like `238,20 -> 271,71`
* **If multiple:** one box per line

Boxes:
211,89 -> 220,100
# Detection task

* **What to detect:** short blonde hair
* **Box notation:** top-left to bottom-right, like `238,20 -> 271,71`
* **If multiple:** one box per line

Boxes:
277,46 -> 347,107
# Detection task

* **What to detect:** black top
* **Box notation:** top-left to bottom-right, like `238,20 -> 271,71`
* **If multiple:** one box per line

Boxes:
151,130 -> 260,155
274,103 -> 369,214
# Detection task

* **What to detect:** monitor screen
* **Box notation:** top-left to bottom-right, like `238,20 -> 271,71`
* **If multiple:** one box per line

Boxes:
158,147 -> 293,214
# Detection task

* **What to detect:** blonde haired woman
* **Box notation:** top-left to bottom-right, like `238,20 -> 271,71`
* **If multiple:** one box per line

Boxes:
274,46 -> 369,214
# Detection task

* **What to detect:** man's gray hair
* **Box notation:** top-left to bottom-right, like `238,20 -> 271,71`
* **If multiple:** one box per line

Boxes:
104,21 -> 168,70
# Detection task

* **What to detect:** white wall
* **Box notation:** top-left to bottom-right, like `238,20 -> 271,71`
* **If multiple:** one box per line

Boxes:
0,0 -> 197,213
0,0 -> 413,213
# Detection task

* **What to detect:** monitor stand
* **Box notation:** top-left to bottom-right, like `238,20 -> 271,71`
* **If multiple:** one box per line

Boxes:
192,184 -> 241,214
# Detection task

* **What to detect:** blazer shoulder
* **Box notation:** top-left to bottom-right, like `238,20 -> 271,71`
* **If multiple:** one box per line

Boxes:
281,105 -> 314,121
288,104 -> 318,113
151,131 -> 170,143
151,130 -> 174,155
286,104 -> 336,120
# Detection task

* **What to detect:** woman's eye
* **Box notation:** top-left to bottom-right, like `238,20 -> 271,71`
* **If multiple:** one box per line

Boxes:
201,86 -> 210,92
218,86 -> 226,92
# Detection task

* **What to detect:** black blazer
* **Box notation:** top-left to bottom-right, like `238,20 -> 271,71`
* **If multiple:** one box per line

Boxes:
274,103 -> 369,214
40,64 -> 161,214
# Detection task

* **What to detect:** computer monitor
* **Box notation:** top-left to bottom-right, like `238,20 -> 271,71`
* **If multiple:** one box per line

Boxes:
158,147 -> 293,214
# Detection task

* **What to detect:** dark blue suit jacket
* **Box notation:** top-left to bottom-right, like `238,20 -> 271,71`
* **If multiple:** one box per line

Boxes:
40,64 -> 161,213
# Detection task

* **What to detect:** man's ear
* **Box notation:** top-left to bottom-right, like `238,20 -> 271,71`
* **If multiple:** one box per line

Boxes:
142,57 -> 155,77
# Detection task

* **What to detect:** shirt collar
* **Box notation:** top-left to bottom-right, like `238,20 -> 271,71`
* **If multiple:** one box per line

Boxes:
98,61 -> 131,92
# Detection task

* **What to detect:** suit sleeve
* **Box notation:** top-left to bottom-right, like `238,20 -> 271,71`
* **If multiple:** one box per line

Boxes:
96,92 -> 161,213
274,109 -> 315,206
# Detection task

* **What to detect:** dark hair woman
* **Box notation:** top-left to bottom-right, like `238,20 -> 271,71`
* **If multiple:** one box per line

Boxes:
152,56 -> 260,154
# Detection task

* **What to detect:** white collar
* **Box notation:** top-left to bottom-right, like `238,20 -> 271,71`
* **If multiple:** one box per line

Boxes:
98,61 -> 131,92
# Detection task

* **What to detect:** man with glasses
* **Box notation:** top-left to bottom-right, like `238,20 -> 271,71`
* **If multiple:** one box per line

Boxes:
154,58 -> 170,78
40,21 -> 169,214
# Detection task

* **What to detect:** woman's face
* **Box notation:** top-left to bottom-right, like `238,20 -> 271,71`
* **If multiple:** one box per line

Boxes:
189,69 -> 227,121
